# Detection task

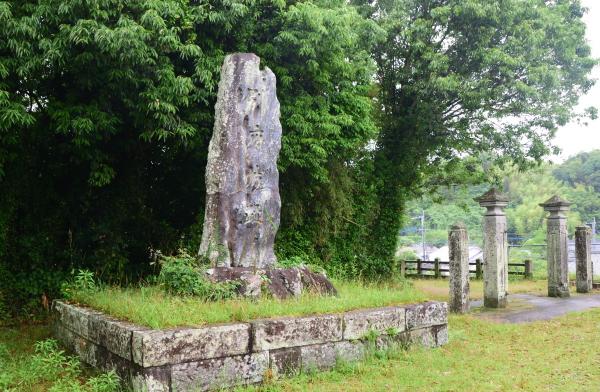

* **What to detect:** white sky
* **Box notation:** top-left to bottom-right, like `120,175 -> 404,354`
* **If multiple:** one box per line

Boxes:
552,0 -> 600,162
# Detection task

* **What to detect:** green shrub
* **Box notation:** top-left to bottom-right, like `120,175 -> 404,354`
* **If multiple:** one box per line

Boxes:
156,250 -> 238,300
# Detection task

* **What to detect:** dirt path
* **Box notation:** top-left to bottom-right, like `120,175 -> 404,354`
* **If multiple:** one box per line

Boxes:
471,292 -> 600,323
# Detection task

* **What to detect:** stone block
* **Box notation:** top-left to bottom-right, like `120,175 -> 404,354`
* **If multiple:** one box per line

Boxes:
334,340 -> 368,363
171,352 -> 268,392
298,265 -> 339,296
252,314 -> 342,351
374,332 -> 410,351
53,323 -> 101,367
263,268 -> 293,299
269,347 -> 302,376
280,267 -> 303,297
131,367 -> 171,392
53,300 -> 102,338
88,314 -> 151,361
132,323 -> 251,367
408,325 -> 448,348
343,306 -> 406,340
405,302 -> 447,330
300,342 -> 337,371
262,267 -> 304,299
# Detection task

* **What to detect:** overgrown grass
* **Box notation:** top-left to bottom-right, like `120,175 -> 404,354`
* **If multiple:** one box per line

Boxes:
0,324 -> 123,391
70,278 -> 427,329
234,309 -> 600,391
7,278 -> 600,391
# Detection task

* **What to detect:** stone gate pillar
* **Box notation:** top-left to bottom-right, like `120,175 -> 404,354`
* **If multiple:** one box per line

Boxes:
575,225 -> 593,293
448,222 -> 470,313
539,195 -> 573,298
474,188 -> 511,308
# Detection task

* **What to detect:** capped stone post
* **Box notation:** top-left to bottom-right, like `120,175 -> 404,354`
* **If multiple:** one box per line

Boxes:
474,188 -> 511,308
539,195 -> 573,298
575,225 -> 593,293
448,222 -> 470,314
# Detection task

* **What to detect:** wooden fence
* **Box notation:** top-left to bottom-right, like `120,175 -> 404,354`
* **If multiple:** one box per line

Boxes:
400,258 -> 533,279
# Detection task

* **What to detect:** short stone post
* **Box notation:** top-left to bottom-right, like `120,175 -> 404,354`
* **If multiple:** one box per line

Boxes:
576,225 -> 593,293
474,188 -> 511,308
400,260 -> 406,278
540,195 -> 573,298
434,258 -> 441,278
449,222 -> 470,313
524,259 -> 533,280
475,259 -> 483,280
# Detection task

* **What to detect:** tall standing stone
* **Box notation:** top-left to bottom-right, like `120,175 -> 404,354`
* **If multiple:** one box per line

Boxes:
540,195 -> 573,298
448,222 -> 470,314
199,53 -> 281,268
474,188 -> 510,308
575,225 -> 593,293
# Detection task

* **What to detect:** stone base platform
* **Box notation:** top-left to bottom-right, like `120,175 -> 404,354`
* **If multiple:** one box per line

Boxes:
52,300 -> 447,391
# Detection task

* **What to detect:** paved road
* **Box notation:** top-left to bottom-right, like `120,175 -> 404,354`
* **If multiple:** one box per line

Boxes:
470,292 -> 600,323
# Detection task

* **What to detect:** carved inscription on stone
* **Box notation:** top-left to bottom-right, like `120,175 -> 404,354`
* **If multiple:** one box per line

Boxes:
199,53 -> 282,268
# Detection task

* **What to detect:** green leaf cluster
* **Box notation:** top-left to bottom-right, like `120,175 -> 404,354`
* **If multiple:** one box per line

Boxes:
0,0 -> 596,315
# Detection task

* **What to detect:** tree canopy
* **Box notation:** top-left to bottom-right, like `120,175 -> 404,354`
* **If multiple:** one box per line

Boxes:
0,0 -> 596,316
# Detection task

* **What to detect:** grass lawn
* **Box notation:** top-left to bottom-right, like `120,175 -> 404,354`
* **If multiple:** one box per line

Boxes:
234,308 -> 600,391
69,279 -> 426,329
412,277 -> 547,302
4,278 -> 600,391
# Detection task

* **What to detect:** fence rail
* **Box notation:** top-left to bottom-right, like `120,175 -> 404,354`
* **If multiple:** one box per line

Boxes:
400,258 -> 533,279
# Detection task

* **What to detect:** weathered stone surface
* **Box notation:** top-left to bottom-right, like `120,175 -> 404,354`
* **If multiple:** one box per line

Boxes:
448,222 -> 470,314
540,195 -> 572,298
252,314 -> 342,351
171,352 -> 268,392
53,300 -> 103,338
131,367 -> 171,392
54,300 -> 448,391
475,188 -> 510,308
132,323 -> 251,367
263,268 -> 293,299
408,325 -> 448,348
269,347 -> 302,376
576,225 -> 593,293
299,342 -> 338,371
343,306 -> 406,340
298,264 -> 339,296
374,332 -> 410,351
206,267 -> 263,298
279,266 -> 303,297
206,266 -> 339,299
334,340 -> 369,363
199,53 -> 282,268
53,322 -> 99,366
88,314 -> 151,361
405,302 -> 447,330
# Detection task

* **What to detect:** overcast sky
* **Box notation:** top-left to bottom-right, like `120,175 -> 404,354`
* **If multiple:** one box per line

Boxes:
552,0 -> 600,162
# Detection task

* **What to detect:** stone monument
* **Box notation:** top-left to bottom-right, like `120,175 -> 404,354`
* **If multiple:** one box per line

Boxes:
197,53 -> 338,299
540,195 -> 573,298
199,53 -> 281,268
448,222 -> 470,314
474,188 -> 510,308
575,225 -> 593,293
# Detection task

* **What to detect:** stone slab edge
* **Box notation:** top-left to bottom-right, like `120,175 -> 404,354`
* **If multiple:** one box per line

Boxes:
53,300 -> 448,391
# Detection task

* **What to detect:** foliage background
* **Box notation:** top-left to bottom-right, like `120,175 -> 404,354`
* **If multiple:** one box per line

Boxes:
0,0 -> 596,317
